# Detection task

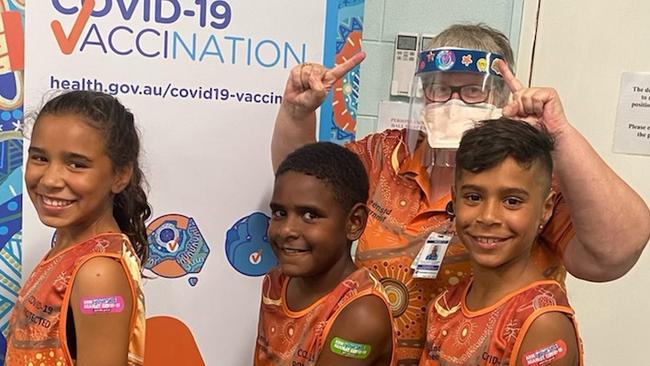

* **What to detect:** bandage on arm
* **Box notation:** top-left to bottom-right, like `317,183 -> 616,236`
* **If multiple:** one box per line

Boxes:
515,312 -> 580,366
69,257 -> 135,366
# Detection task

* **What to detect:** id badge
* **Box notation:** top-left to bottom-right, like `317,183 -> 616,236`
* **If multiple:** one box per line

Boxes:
412,232 -> 452,279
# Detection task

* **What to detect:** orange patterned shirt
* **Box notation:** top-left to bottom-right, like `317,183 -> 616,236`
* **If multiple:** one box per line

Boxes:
346,130 -> 575,366
419,279 -> 583,366
5,233 -> 146,366
254,267 -> 396,366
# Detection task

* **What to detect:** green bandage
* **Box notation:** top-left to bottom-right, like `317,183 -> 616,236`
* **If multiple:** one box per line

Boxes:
330,337 -> 372,359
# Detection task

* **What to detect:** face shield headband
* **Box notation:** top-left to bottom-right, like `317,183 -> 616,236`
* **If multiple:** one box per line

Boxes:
408,48 -> 508,151
416,48 -> 505,77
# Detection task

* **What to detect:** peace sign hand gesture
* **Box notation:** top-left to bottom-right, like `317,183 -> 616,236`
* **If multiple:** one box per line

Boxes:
495,59 -> 570,135
283,52 -> 366,120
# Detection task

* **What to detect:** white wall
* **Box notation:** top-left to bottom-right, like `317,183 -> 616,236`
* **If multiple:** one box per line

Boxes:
522,1 -> 650,364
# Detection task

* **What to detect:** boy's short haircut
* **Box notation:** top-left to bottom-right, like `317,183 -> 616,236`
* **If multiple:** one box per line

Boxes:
276,142 -> 369,211
455,118 -> 555,193
429,23 -> 515,70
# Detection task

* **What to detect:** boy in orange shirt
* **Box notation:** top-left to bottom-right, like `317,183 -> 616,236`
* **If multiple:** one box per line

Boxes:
272,24 -> 650,364
254,142 -> 395,366
420,118 -> 582,366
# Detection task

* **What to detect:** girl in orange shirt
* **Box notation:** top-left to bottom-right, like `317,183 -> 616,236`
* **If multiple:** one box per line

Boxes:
5,91 -> 149,366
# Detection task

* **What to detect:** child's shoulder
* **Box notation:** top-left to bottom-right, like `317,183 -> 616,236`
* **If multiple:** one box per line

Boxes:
508,280 -> 570,309
513,282 -> 581,365
263,266 -> 284,282
76,232 -> 129,247
261,267 -> 288,295
336,267 -> 386,300
81,232 -> 131,254
327,292 -> 393,341
317,273 -> 394,364
56,232 -> 128,261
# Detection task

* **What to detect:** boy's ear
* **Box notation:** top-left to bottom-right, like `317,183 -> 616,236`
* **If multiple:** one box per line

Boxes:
112,164 -> 134,194
451,185 -> 457,202
540,190 -> 556,228
346,203 -> 369,241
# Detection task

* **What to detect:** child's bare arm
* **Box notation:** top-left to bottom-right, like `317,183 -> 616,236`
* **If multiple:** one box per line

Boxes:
315,295 -> 393,366
515,312 -> 580,366
70,257 -> 134,366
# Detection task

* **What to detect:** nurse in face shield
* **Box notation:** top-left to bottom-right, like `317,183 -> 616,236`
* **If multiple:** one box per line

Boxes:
405,48 -> 509,200
419,50 -> 508,141
269,23 -> 650,365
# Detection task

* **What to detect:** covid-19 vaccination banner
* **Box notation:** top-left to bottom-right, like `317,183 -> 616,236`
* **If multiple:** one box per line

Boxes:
14,0 -> 365,364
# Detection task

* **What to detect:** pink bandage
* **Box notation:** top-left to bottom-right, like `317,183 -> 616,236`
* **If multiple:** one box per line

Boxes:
80,295 -> 125,314
522,339 -> 568,366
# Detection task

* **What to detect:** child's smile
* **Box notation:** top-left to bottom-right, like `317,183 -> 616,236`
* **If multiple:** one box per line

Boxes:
268,171 -> 352,278
25,113 -> 127,240
467,235 -> 512,250
454,157 -> 553,270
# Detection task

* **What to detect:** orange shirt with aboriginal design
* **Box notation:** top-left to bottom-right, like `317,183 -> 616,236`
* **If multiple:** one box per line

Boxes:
419,279 -> 583,366
5,233 -> 146,366
345,129 -> 575,366
254,267 -> 396,366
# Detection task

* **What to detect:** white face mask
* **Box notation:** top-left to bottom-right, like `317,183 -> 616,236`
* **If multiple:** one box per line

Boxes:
419,99 -> 502,149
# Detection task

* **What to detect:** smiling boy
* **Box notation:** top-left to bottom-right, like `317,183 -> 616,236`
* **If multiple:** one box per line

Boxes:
420,118 -> 582,366
254,142 -> 394,366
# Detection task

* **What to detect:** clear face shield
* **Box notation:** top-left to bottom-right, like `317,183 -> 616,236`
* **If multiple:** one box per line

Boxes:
406,48 -> 510,167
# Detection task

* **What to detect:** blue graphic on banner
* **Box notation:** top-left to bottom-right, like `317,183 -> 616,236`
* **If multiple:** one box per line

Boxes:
0,141 -> 22,186
145,214 -> 210,280
0,194 -> 20,252
319,0 -> 364,144
0,232 -> 20,340
0,332 -> 5,364
225,212 -> 277,277
0,1 -> 25,353
330,124 -> 355,144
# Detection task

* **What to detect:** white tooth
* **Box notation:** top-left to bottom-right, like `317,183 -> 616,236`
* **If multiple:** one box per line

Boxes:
478,237 -> 499,244
43,197 -> 71,207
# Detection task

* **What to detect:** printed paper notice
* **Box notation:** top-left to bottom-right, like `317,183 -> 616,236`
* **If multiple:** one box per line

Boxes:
377,101 -> 424,132
614,72 -> 650,155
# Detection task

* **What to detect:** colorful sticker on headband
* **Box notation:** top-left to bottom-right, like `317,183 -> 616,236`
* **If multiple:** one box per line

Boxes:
435,50 -> 456,71
80,295 -> 125,314
522,339 -> 568,366
477,58 -> 488,72
491,58 -> 502,75
330,337 -> 371,359
461,54 -> 473,67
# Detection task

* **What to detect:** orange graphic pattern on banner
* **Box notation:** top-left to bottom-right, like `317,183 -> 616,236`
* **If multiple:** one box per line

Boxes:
144,316 -> 205,366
